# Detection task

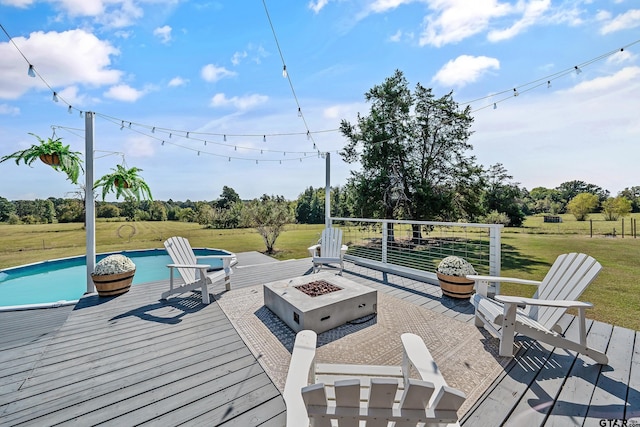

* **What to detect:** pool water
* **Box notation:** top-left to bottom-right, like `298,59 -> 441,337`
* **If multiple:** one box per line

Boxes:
0,248 -> 235,307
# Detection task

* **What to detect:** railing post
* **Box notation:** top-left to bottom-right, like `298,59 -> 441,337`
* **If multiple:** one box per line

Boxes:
489,225 -> 502,294
381,220 -> 388,264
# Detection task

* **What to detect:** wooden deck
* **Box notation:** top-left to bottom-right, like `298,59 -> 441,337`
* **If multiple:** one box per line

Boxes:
0,252 -> 638,426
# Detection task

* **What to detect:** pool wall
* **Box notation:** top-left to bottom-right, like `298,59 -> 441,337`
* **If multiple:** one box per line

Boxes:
0,248 -> 237,310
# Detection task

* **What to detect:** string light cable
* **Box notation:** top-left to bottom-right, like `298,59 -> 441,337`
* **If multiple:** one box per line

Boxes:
261,0 -> 320,152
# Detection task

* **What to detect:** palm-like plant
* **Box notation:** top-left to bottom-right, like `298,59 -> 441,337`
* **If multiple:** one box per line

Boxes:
93,164 -> 153,201
0,133 -> 84,184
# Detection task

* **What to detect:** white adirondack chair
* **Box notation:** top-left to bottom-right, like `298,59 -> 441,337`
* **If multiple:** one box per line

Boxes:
468,252 -> 608,364
283,330 -> 466,427
161,236 -> 233,304
308,227 -> 348,275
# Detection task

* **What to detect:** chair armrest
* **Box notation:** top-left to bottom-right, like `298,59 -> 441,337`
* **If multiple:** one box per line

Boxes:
307,244 -> 320,257
167,263 -> 211,269
284,330 -> 318,427
496,295 -> 593,309
466,275 -> 542,286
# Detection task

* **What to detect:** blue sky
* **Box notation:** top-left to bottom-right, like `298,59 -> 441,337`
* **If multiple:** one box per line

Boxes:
1,0 -> 639,202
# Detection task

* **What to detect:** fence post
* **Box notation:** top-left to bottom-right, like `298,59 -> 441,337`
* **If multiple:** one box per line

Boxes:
622,218 -> 624,238
489,225 -> 502,294
381,220 -> 388,265
590,219 -> 593,238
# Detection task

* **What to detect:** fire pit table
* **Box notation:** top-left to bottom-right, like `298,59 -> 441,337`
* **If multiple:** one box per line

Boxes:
263,273 -> 377,334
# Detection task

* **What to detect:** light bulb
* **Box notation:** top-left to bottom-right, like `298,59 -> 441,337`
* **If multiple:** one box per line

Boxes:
547,80 -> 551,88
52,92 -> 59,102
513,88 -> 519,97
204,141 -> 207,146
186,132 -> 190,138
306,131 -> 310,140
223,134 -> 227,142
282,65 -> 287,78
493,103 -> 497,110
297,108 -> 302,117
68,106 -> 72,114
152,127 -> 155,133
574,66 -> 582,75
120,121 -> 124,130
28,65 -> 36,78
263,135 -> 266,142
79,111 -> 83,118
161,141 -> 165,146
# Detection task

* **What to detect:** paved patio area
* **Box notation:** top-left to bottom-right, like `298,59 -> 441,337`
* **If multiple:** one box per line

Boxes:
0,252 -> 638,426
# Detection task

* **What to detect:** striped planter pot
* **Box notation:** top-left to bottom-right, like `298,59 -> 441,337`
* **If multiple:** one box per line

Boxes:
436,272 -> 475,299
91,269 -> 135,297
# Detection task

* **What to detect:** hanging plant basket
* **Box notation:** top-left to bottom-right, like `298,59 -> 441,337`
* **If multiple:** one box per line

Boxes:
39,153 -> 61,166
114,178 -> 130,189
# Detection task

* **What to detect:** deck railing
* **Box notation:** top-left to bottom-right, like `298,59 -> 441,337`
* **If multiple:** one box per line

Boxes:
328,217 -> 502,284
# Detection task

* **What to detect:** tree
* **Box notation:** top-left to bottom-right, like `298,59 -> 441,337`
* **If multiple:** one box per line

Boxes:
556,180 -> 609,211
97,203 -> 121,218
57,199 -> 84,222
340,70 -> 482,239
601,196 -> 632,221
618,186 -> 640,212
217,186 -> 241,209
481,163 -> 526,227
243,195 -> 294,254
120,197 -> 139,221
0,196 -> 16,222
567,193 -> 599,221
149,201 -> 168,221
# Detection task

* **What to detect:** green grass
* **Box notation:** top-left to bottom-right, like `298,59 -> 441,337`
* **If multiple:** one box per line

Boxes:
0,220 -> 638,331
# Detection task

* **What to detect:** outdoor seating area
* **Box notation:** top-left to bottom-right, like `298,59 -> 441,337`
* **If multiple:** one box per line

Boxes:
0,251 -> 637,426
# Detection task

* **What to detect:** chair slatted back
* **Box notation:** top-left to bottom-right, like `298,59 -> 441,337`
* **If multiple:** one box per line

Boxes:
530,253 -> 601,328
320,228 -> 343,259
164,236 -> 199,286
301,377 -> 461,426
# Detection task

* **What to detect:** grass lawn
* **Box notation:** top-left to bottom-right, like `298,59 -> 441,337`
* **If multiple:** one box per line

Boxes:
0,219 -> 638,331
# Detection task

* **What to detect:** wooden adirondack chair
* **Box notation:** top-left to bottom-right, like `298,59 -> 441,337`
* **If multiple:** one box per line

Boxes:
161,236 -> 233,304
308,227 -> 348,275
468,253 -> 608,364
283,330 -> 466,427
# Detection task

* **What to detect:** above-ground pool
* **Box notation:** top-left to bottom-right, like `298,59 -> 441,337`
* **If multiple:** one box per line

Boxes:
0,248 -> 237,308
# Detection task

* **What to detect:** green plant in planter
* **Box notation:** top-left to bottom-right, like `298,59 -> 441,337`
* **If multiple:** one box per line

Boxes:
93,164 -> 153,201
0,133 -> 84,184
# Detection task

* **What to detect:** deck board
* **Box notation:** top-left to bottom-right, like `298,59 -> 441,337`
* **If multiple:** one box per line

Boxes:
0,254 -> 636,426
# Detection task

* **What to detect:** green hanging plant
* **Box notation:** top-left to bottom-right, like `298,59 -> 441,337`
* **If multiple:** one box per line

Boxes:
0,133 -> 84,184
93,164 -> 153,201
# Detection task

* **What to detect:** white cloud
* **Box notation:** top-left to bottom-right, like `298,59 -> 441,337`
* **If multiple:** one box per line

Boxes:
57,85 -> 89,106
153,25 -> 172,44
126,136 -> 155,158
600,9 -> 640,34
561,66 -> 640,95
0,0 -> 34,7
308,0 -> 330,13
0,103 -> 20,115
432,55 -> 500,88
201,64 -> 237,83
0,29 -> 122,100
168,77 -> 188,87
104,84 -> 145,102
210,93 -> 268,110
369,0 -> 415,13
419,0 -> 512,47
231,50 -> 247,66
487,0 -> 550,41
59,0 -> 105,16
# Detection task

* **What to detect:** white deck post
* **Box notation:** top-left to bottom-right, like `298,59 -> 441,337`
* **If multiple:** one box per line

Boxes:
85,111 -> 96,294
325,152 -> 331,228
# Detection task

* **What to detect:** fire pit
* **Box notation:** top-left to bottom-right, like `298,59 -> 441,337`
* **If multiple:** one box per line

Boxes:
263,274 -> 377,334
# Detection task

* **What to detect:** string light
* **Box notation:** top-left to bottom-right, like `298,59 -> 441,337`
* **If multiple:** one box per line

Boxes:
120,121 -> 125,130
186,132 -> 190,138
152,127 -> 155,133
27,64 -> 36,77
223,134 -> 227,141
263,135 -> 266,142
575,66 -> 582,74
282,65 -> 287,78
513,88 -> 519,97
297,108 -> 302,117
79,111 -> 83,118
67,106 -> 72,114
52,92 -> 59,102
493,103 -> 497,110
547,80 -> 551,88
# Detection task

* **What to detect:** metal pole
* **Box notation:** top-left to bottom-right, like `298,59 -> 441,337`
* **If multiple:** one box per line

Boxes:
325,152 -> 331,228
85,111 -> 96,293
